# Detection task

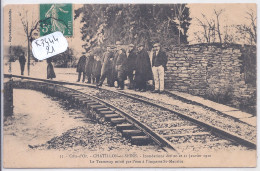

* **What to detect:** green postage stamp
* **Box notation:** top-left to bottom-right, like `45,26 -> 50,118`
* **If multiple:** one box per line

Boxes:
40,4 -> 73,37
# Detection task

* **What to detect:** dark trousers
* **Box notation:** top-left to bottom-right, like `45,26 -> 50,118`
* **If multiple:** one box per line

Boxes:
20,63 -> 25,75
118,80 -> 125,89
135,78 -> 147,91
99,70 -> 114,86
77,72 -> 86,82
92,75 -> 100,84
128,72 -> 134,89
86,73 -> 92,83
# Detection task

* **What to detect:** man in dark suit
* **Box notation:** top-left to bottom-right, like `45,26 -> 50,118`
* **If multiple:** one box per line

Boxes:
76,52 -> 87,82
86,52 -> 94,83
151,43 -> 168,93
134,43 -> 153,92
19,51 -> 26,75
126,44 -> 137,89
115,42 -> 127,90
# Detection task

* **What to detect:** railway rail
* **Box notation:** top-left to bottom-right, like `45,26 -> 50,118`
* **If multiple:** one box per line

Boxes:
4,74 -> 256,153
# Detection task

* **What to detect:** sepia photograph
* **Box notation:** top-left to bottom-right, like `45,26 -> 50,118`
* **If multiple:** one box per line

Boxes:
2,1 -> 257,168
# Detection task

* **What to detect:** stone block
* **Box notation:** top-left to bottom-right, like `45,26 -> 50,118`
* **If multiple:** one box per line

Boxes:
178,73 -> 190,77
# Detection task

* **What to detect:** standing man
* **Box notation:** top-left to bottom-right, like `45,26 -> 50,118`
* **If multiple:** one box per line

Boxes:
97,46 -> 114,87
115,42 -> 127,90
134,43 -> 153,92
151,43 -> 168,93
126,44 -> 137,89
112,41 -> 123,88
19,51 -> 26,75
76,52 -> 87,82
86,52 -> 94,83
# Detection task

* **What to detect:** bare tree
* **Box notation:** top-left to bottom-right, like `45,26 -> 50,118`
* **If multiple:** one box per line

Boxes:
214,9 -> 225,44
236,9 -> 257,45
196,14 -> 216,43
19,10 -> 68,75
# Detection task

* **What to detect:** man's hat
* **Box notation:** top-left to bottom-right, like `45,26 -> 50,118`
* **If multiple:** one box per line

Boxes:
153,43 -> 160,47
137,43 -> 145,47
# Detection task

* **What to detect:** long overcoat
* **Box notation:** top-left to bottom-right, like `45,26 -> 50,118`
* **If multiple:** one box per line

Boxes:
115,50 -> 128,81
126,50 -> 137,74
135,49 -> 153,82
47,58 -> 56,79
76,55 -> 87,72
92,59 -> 102,77
86,55 -> 94,76
101,51 -> 113,76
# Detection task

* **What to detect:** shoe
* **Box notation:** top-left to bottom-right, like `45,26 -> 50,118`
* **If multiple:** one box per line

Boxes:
76,80 -> 80,82
159,90 -> 165,94
140,89 -> 146,92
152,90 -> 159,93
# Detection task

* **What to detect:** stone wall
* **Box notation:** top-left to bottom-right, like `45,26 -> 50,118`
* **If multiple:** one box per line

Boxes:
165,44 -> 256,113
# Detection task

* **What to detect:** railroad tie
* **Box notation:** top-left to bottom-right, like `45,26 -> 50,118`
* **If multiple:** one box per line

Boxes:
88,104 -> 106,111
104,114 -> 121,121
121,129 -> 144,138
99,110 -> 116,116
116,123 -> 134,131
110,117 -> 126,125
131,135 -> 150,145
86,102 -> 100,109
96,107 -> 111,112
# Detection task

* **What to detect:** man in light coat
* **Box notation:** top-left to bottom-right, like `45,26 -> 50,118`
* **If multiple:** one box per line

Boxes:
151,43 -> 168,93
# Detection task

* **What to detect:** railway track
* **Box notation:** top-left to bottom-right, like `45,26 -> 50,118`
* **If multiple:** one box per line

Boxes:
4,74 -> 256,153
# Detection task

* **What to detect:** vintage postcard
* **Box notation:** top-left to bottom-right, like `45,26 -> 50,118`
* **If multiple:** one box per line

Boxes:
2,2 -> 257,168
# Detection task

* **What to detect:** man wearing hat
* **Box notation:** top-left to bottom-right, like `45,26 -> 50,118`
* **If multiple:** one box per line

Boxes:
76,52 -> 87,82
151,43 -> 168,93
134,43 -> 153,92
114,41 -> 127,90
126,44 -> 137,89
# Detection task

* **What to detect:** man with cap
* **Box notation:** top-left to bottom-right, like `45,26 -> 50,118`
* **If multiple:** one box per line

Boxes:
151,43 -> 168,93
134,43 -> 153,92
115,41 -> 127,90
97,45 -> 115,87
76,52 -> 87,82
126,44 -> 137,89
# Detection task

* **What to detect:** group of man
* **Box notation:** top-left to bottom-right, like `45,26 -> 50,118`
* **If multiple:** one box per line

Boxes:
76,41 -> 168,93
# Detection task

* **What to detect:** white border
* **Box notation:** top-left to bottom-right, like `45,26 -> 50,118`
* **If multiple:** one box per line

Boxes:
1,0 -> 259,171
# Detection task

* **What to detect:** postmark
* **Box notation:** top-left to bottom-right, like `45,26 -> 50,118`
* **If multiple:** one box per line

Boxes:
40,4 -> 73,37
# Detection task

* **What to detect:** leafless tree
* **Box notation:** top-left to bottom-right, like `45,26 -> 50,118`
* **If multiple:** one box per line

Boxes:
236,9 -> 257,45
19,10 -> 67,75
196,14 -> 216,43
214,9 -> 225,44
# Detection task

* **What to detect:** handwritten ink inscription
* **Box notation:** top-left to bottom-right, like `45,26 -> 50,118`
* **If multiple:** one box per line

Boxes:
32,31 -> 68,60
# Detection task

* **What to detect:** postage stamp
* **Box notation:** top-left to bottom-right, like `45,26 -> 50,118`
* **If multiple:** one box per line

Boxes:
40,4 -> 73,37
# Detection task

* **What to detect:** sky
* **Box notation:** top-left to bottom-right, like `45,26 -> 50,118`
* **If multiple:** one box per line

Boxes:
3,3 -> 257,58
187,3 -> 256,43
